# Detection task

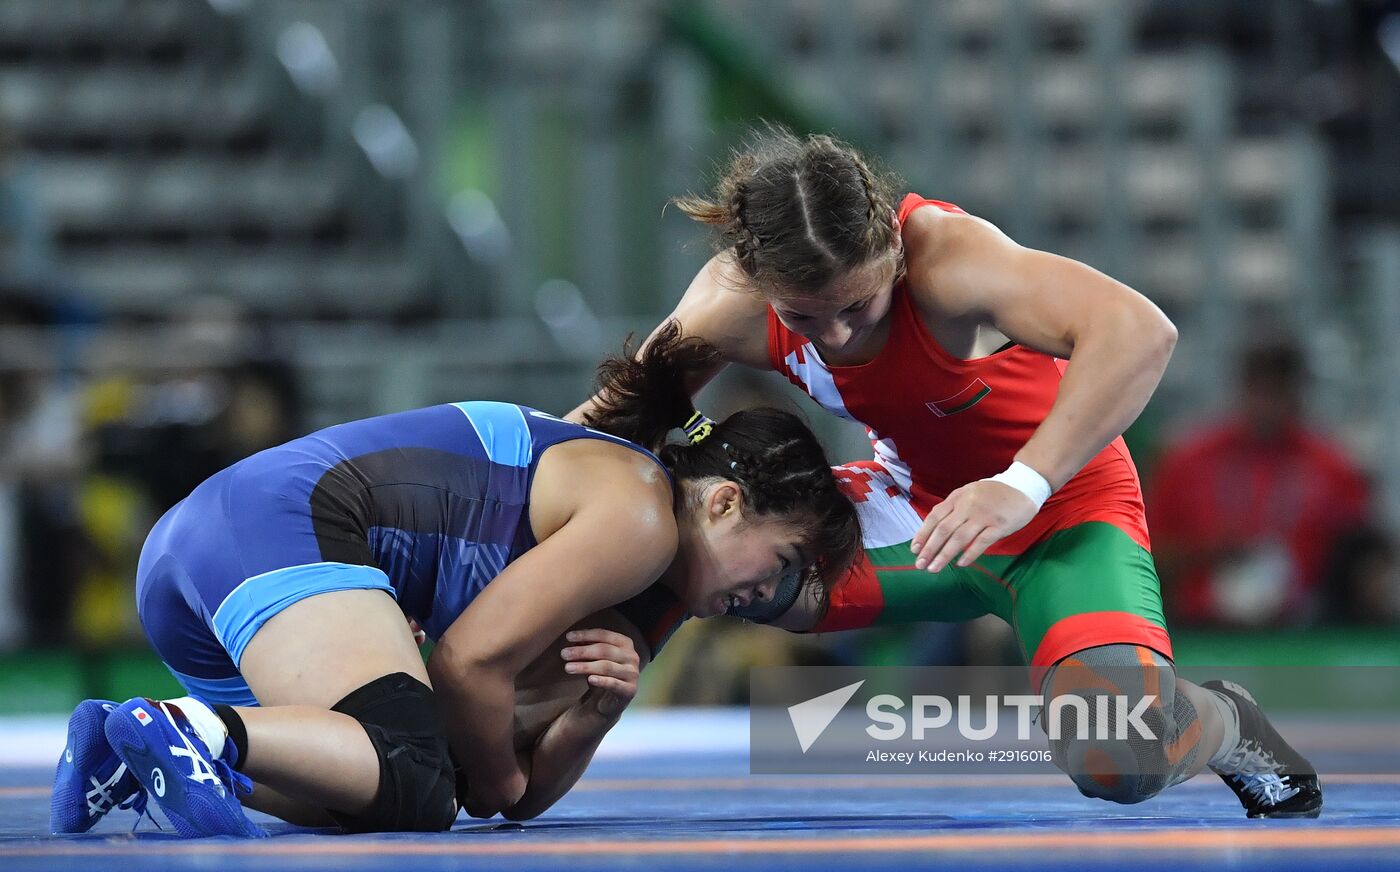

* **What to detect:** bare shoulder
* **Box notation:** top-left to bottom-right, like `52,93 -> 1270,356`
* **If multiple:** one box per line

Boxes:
670,253 -> 772,369
529,437 -> 677,558
902,206 -> 1018,321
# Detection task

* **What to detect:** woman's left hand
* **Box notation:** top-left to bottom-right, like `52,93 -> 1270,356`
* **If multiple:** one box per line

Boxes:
560,628 -> 640,718
910,480 -> 1039,573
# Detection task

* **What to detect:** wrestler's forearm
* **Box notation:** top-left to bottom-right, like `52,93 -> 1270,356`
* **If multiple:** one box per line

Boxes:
503,696 -> 619,820
428,649 -> 527,816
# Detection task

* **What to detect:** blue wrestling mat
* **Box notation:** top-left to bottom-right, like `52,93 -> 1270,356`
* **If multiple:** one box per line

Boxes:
3,709 -> 1398,871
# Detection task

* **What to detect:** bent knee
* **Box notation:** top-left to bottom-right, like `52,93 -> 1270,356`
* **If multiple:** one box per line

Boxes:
331,672 -> 459,833
373,738 -> 458,832
1046,692 -> 1175,805
1058,745 -> 1168,804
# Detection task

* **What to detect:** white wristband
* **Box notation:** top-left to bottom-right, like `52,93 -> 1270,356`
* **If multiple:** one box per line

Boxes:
986,461 -> 1052,510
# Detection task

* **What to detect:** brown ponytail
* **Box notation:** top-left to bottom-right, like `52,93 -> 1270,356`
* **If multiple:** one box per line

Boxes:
673,123 -> 902,298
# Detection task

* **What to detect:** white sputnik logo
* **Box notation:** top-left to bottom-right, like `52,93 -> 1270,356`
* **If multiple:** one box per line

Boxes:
787,680 -> 864,753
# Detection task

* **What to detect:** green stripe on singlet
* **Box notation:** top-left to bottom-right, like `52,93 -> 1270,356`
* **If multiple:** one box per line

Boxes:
1006,522 -> 1167,662
862,540 -> 1013,625
859,522 -> 1166,663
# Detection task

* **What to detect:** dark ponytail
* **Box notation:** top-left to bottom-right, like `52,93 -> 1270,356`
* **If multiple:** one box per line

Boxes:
585,321 -> 862,588
584,320 -> 719,453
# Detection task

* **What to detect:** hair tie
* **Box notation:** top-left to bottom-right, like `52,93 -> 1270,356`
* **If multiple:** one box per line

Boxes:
683,411 -> 716,445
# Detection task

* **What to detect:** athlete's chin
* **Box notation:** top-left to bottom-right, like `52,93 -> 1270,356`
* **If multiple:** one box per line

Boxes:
690,595 -> 726,619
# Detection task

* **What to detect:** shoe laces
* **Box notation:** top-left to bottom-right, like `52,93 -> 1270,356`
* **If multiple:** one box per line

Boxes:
1218,739 -> 1303,807
1230,772 -> 1302,806
118,787 -> 162,834
212,752 -> 254,798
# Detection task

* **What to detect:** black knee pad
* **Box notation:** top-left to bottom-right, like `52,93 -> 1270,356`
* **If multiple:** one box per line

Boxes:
329,672 -> 458,833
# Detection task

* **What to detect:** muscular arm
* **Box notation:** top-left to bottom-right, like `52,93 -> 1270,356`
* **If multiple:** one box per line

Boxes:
566,253 -> 771,424
911,210 -> 1177,491
905,209 -> 1177,572
426,456 -> 674,818
503,613 -> 651,820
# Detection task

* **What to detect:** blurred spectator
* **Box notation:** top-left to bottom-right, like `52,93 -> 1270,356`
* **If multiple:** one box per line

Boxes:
0,291 -> 87,649
4,392 -> 87,650
65,340 -> 301,646
2,282 -> 304,648
1147,340 -> 1373,627
1319,527 -> 1399,626
216,357 -> 303,465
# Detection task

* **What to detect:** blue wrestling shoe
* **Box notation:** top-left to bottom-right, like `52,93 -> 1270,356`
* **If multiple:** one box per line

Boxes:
104,697 -> 266,838
50,699 -> 149,833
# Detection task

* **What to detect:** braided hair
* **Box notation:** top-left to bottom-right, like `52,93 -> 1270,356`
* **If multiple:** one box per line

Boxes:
584,321 -> 862,592
673,123 -> 903,298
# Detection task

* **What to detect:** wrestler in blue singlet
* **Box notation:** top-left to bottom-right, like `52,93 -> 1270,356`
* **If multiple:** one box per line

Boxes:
136,401 -> 675,706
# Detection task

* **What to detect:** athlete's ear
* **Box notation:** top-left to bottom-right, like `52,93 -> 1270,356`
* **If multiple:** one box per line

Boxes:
705,480 -> 744,524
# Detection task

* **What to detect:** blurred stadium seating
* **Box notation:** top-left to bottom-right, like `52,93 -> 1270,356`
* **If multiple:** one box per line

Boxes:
0,0 -> 1397,706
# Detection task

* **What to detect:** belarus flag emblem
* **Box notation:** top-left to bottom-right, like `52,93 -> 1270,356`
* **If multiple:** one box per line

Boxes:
926,379 -> 991,417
